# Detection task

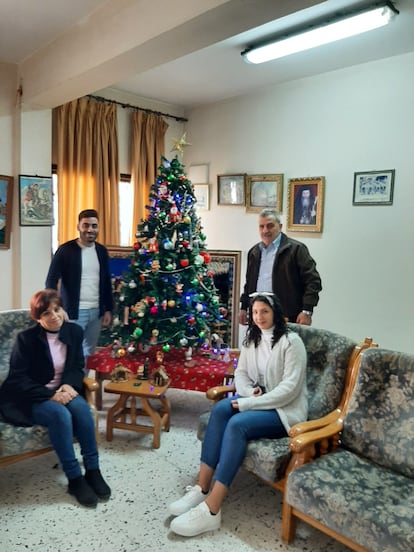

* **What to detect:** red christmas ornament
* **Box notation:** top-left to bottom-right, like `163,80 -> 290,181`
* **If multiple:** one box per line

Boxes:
133,242 -> 140,250
200,252 -> 211,263
180,259 -> 190,267
150,305 -> 158,315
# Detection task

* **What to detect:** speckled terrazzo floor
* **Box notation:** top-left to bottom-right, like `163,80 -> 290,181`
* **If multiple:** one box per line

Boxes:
0,388 -> 351,552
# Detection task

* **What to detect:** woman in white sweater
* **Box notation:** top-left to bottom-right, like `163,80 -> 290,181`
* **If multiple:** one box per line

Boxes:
168,292 -> 308,537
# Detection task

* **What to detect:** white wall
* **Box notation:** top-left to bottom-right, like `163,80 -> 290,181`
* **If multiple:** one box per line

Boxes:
184,52 -> 414,354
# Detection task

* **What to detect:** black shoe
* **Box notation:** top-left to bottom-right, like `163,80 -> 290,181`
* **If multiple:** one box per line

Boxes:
68,476 -> 98,507
84,469 -> 111,500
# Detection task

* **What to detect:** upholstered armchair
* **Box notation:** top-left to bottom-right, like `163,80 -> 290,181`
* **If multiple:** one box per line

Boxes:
198,323 -> 375,492
282,347 -> 414,552
0,309 -> 98,468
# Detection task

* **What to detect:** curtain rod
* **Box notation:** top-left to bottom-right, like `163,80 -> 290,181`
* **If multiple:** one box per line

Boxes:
86,94 -> 188,123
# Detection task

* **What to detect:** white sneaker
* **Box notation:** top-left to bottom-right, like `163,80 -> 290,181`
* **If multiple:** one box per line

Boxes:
168,485 -> 206,516
170,502 -> 221,537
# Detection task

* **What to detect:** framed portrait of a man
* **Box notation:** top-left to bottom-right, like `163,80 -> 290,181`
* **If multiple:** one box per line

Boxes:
287,177 -> 325,233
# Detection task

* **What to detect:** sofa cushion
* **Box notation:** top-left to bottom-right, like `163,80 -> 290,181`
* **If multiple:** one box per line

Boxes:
286,448 -> 414,552
287,324 -> 357,419
0,421 -> 51,458
341,348 -> 414,479
0,310 -> 34,384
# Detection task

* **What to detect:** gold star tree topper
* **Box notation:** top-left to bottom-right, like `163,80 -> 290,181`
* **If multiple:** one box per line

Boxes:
171,132 -> 191,156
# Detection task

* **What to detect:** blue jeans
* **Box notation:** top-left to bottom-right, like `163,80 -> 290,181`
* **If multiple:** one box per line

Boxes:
201,397 -> 287,488
72,308 -> 101,359
32,395 -> 98,480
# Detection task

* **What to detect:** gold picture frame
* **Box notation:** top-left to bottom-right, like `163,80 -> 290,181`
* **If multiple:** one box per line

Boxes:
105,246 -> 241,348
287,177 -> 325,233
0,175 -> 13,249
217,174 -> 246,206
246,174 -> 283,213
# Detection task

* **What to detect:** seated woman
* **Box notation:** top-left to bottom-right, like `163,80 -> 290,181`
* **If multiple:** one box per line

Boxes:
168,292 -> 308,537
0,289 -> 110,508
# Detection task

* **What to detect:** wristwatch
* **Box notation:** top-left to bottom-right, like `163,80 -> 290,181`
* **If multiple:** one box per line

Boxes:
302,310 -> 312,317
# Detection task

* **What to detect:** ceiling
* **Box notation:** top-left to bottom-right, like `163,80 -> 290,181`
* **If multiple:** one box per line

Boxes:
1,0 -> 414,110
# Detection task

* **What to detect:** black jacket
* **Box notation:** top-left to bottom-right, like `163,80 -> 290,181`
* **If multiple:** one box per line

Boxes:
240,233 -> 322,321
0,322 -> 85,427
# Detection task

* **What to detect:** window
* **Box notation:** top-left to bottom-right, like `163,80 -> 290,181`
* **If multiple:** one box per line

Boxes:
119,178 -> 134,246
51,172 -> 134,250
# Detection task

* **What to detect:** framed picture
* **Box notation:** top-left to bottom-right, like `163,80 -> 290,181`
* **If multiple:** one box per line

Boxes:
19,175 -> 54,226
217,174 -> 246,206
208,249 -> 241,349
103,246 -> 242,348
353,170 -> 395,205
246,174 -> 283,213
287,177 -> 325,233
0,175 -> 13,249
193,184 -> 210,211
188,164 -> 209,184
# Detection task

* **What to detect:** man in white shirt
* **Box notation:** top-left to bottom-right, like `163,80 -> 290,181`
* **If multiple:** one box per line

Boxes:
46,209 -> 113,359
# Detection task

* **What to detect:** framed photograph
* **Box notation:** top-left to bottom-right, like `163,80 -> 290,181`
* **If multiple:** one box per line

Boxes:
287,177 -> 325,233
208,250 -> 241,348
246,174 -> 283,213
193,184 -> 210,211
0,175 -> 13,249
19,175 -> 54,226
353,170 -> 395,205
217,174 -> 246,206
188,164 -> 209,184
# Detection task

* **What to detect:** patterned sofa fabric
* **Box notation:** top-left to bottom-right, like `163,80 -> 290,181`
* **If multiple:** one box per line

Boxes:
0,310 -> 35,386
285,347 -> 414,552
341,347 -> 414,479
0,310 -> 51,461
287,324 -> 357,419
286,449 -> 414,552
198,324 -> 359,484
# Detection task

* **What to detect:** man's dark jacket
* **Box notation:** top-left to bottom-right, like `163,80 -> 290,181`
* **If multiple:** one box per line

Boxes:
0,322 -> 85,427
240,232 -> 322,321
45,239 -> 113,320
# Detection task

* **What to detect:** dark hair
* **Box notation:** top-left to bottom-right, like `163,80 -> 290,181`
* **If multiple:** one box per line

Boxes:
30,289 -> 63,320
78,209 -> 99,221
243,293 -> 287,348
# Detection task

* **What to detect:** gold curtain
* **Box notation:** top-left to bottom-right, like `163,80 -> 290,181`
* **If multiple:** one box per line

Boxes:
130,111 -> 169,243
54,97 -> 120,245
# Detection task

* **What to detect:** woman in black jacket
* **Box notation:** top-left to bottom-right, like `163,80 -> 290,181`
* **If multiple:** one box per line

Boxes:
0,289 -> 110,507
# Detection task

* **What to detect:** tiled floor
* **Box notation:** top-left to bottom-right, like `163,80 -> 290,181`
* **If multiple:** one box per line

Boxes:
0,388 -> 351,552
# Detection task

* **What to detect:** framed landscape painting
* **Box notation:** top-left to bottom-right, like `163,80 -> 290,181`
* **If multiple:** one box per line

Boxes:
246,174 -> 283,213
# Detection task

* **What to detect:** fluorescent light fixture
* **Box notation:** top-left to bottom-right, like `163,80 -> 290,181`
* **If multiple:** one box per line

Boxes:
242,2 -> 398,64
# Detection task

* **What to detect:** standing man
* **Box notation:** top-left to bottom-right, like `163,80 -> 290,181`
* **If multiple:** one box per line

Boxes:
46,209 -> 113,358
239,209 -> 322,326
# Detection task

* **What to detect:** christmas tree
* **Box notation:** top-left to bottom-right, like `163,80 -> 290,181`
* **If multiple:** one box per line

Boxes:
111,156 -> 226,353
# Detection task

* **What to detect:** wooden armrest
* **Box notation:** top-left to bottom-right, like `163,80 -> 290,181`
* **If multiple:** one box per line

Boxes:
83,376 -> 100,392
289,408 -> 342,437
206,384 -> 236,401
289,419 -> 344,454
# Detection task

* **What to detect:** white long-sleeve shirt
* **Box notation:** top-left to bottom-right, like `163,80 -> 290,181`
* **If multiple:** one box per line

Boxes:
235,331 -> 308,432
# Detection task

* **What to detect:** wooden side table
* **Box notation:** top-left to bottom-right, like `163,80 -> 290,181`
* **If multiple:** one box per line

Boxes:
104,378 -> 170,449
